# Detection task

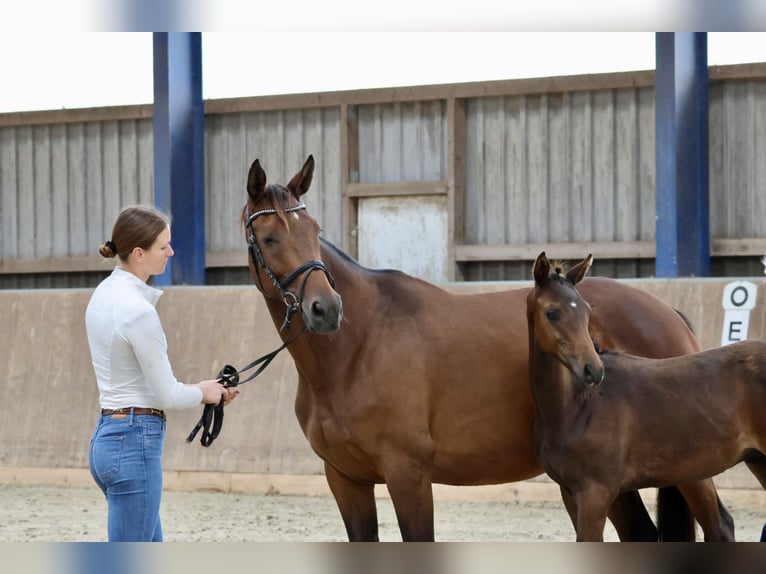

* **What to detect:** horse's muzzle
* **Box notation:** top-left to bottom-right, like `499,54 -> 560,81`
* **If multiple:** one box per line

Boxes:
584,360 -> 605,385
303,292 -> 343,333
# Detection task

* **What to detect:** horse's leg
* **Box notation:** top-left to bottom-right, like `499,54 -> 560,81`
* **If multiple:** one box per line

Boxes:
656,485 -> 696,541
607,490 -> 658,541
572,485 -> 614,542
324,462 -> 380,541
745,451 -> 766,489
559,486 -> 578,537
678,479 -> 736,542
383,463 -> 435,541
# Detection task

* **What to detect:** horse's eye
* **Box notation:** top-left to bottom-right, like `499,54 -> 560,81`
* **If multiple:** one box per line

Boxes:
262,236 -> 278,247
545,308 -> 560,322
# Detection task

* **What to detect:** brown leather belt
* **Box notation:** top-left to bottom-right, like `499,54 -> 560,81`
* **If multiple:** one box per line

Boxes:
101,407 -> 166,420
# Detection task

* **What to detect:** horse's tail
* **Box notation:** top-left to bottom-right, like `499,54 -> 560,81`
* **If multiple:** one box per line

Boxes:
657,486 -> 696,541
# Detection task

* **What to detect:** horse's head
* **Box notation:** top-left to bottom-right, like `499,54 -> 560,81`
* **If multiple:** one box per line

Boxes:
243,155 -> 342,334
527,251 -> 604,385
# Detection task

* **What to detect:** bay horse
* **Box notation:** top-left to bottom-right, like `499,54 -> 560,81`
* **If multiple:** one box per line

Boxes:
526,251 -> 762,541
241,155 -> 733,541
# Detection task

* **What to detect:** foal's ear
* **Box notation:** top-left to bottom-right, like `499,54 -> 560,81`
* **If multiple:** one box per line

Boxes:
533,251 -> 551,286
246,158 -> 267,202
565,254 -> 593,286
286,155 -> 315,199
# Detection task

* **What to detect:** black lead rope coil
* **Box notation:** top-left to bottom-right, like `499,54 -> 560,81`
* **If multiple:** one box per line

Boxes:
186,364 -> 239,447
185,328 -> 304,447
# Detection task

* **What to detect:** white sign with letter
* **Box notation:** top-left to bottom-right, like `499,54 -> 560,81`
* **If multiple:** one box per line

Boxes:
720,281 -> 758,346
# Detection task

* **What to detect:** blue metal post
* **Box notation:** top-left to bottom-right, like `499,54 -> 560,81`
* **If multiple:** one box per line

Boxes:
654,32 -> 710,278
152,32 -> 205,285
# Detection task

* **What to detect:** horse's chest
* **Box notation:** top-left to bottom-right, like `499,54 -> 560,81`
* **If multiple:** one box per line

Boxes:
298,401 -> 380,480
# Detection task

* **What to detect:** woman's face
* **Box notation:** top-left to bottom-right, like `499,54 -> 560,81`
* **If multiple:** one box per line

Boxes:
141,225 -> 174,276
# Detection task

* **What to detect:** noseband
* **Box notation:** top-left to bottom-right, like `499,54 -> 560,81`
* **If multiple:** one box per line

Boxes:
245,202 -> 335,331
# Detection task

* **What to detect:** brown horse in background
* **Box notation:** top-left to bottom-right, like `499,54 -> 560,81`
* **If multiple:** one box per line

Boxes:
526,252 -> 757,541
241,155 -> 733,541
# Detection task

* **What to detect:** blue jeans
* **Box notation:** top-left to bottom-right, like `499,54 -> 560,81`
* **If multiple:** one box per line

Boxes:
89,411 -> 166,542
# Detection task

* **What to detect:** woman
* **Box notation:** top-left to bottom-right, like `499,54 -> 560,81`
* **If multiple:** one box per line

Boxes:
86,205 -> 238,542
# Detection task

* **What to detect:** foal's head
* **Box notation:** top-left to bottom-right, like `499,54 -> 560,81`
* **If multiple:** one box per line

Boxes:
243,155 -> 343,333
527,251 -> 604,385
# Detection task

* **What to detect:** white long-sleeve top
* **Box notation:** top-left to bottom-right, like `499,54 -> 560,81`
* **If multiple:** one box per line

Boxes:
86,267 -> 203,410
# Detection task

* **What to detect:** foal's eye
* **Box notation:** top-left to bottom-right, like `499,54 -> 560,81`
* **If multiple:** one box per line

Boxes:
545,309 -> 560,322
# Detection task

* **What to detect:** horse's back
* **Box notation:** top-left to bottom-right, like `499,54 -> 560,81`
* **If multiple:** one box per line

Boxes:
578,276 -> 701,357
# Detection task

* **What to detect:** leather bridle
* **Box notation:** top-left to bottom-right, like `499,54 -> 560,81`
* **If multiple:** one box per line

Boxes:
245,202 -> 335,331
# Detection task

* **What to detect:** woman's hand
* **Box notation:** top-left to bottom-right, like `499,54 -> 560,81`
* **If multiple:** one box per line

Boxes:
197,379 -> 240,405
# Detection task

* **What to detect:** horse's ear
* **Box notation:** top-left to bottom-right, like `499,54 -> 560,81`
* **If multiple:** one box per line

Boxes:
247,159 -> 267,202
286,155 -> 315,199
565,254 -> 593,286
533,251 -> 551,287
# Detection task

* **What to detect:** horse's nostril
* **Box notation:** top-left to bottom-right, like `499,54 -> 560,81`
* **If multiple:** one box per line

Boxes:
312,300 -> 326,317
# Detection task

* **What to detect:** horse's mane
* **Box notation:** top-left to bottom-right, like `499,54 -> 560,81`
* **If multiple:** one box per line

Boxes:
319,236 -> 405,278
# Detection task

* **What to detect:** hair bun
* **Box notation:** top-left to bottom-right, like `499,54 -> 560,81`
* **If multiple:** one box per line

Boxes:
99,240 -> 119,259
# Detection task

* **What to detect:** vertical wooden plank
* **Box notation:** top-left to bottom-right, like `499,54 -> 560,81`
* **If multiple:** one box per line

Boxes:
708,82 -> 726,239
16,127 -> 35,259
526,94 -> 548,244
421,100 -> 445,181
119,120 -> 139,207
637,87 -> 656,242
547,92 -> 570,244
464,99 -> 482,245
223,113 -> 246,250
614,89 -> 638,242
137,118 -> 154,205
85,122 -> 105,252
447,97 -> 466,281
592,90 -> 616,242
401,102 -> 421,181
283,109 -> 304,190
356,104 -> 375,185
505,95 -> 528,245
319,106 -> 343,244
340,103 -> 359,257
569,91 -> 593,243
263,110 -> 285,180
482,96 -> 505,246
752,81 -> 766,238
1,128 -> 18,259
32,126 -> 52,258
50,124 -> 69,257
102,121 -> 121,224
381,103 -> 401,183
67,123 -> 87,256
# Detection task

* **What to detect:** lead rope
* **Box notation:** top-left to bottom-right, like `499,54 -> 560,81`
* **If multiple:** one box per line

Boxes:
186,328 -> 306,447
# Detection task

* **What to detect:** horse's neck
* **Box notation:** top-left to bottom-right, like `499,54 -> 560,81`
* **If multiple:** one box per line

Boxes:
529,340 -> 581,432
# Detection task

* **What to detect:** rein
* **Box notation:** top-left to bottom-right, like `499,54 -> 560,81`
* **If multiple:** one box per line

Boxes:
186,327 -> 306,447
186,200 -> 335,447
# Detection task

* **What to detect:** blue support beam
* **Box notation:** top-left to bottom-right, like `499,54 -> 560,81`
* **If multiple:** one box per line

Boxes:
152,32 -> 205,285
654,32 -> 711,278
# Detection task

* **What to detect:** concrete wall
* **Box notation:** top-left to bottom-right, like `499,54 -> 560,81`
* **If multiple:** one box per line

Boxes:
1,276 -> 763,489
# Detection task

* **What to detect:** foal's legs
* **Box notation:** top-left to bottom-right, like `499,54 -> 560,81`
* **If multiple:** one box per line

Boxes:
563,486 -> 656,541
678,479 -> 736,541
571,484 -> 615,541
324,462 -> 380,541
607,490 -> 658,541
